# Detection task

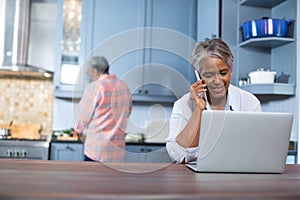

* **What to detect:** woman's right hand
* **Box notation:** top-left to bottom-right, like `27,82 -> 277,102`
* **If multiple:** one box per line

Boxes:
190,80 -> 207,111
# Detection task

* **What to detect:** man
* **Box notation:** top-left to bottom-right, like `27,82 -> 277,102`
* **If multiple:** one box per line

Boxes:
74,56 -> 132,162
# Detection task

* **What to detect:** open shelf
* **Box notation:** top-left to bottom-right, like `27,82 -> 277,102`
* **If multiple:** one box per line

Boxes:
239,37 -> 295,48
240,83 -> 295,95
240,0 -> 286,8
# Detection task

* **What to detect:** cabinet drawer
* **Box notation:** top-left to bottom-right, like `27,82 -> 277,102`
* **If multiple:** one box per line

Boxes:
50,143 -> 84,161
144,145 -> 172,163
125,145 -> 147,162
125,144 -> 171,163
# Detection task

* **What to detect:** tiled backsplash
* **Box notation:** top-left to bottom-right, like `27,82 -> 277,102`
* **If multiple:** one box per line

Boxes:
0,77 -> 53,135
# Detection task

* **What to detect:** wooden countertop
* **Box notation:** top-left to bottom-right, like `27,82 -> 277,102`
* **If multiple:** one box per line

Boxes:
0,159 -> 300,199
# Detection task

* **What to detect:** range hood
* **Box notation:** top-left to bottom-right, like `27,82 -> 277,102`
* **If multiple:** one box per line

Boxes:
0,0 -> 57,79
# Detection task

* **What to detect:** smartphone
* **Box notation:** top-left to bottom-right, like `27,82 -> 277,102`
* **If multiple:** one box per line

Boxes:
194,70 -> 205,98
194,70 -> 201,81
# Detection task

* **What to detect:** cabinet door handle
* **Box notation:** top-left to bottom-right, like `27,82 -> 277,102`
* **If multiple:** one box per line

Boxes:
66,145 -> 74,151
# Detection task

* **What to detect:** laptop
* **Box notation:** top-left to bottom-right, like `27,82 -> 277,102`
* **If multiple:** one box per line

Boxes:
186,110 -> 293,173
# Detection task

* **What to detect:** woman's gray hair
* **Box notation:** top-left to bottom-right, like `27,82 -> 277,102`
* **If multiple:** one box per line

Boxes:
190,38 -> 233,73
87,56 -> 109,73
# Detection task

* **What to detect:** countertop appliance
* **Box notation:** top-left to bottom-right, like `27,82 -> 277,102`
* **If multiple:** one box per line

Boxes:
0,138 -> 50,160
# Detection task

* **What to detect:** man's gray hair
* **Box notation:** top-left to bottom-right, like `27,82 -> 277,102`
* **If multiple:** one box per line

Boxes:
87,56 -> 109,73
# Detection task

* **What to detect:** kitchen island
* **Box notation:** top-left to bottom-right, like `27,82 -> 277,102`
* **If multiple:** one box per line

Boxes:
0,159 -> 299,199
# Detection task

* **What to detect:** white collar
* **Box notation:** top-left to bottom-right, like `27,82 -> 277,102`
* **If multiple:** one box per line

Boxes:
205,85 -> 233,111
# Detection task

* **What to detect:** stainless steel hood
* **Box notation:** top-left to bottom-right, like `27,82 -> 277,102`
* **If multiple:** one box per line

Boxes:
0,0 -> 56,79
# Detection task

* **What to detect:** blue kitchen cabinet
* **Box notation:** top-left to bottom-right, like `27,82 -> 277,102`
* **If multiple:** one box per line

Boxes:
125,143 -> 172,163
125,144 -> 147,162
50,142 -> 84,161
54,0 -> 221,101
81,0 -> 197,102
144,145 -> 172,163
54,0 -> 86,99
50,142 -> 171,162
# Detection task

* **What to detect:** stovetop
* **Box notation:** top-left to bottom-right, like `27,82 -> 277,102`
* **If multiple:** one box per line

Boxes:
0,134 -> 50,142
0,138 -> 48,141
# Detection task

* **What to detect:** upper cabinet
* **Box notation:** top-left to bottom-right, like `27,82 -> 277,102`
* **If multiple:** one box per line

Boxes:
81,0 -> 197,102
53,0 -> 222,102
197,0 -> 220,40
223,0 -> 297,95
54,0 -> 84,98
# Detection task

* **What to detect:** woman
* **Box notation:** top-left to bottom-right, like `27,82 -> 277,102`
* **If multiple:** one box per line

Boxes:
166,38 -> 262,163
